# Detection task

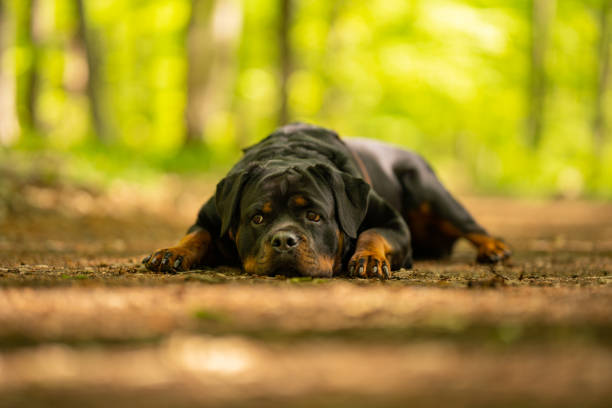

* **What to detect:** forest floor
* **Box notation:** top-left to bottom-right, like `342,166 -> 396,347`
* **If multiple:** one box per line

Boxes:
1,167 -> 611,407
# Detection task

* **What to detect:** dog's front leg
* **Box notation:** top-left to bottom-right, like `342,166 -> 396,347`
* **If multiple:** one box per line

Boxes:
347,193 -> 412,280
142,227 -> 211,272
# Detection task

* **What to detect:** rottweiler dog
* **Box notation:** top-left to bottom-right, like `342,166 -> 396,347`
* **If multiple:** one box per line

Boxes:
143,123 -> 510,279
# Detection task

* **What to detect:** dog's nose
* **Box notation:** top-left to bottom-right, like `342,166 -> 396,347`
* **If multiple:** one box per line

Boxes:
271,231 -> 299,252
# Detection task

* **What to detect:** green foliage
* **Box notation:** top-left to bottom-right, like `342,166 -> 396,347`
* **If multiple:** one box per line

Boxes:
3,0 -> 612,197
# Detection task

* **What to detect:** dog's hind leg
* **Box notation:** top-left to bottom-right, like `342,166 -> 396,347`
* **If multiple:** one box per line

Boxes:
398,156 -> 511,263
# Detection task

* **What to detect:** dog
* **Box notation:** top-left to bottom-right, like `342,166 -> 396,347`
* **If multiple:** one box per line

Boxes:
143,123 -> 510,279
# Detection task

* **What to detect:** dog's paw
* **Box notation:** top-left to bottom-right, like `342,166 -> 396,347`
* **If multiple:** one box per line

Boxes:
142,247 -> 198,273
474,237 -> 512,264
348,251 -> 391,280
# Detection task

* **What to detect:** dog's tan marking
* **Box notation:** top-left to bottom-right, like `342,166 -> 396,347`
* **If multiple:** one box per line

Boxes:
262,202 -> 273,214
317,256 -> 335,276
334,229 -> 344,274
177,229 -> 211,253
465,232 -> 511,263
348,230 -> 393,279
353,230 -> 391,261
292,195 -> 308,207
144,229 -> 211,272
242,255 -> 257,275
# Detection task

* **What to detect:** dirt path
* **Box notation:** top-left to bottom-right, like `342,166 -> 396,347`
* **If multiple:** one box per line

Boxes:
1,178 -> 611,407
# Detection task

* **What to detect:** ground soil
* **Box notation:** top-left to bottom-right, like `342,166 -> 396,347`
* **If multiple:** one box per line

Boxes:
1,173 -> 611,407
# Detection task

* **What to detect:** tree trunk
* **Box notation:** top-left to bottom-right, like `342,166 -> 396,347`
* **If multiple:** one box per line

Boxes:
0,2 -> 19,144
527,0 -> 556,148
14,0 -> 40,136
76,0 -> 112,142
185,0 -> 214,145
183,0 -> 242,148
593,0 -> 612,153
278,0 -> 293,126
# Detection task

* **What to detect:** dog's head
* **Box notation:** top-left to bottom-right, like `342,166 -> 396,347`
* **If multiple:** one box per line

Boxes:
215,163 -> 370,277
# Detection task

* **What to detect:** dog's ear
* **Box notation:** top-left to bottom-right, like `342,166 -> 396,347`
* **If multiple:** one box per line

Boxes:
215,170 -> 250,237
310,164 -> 370,238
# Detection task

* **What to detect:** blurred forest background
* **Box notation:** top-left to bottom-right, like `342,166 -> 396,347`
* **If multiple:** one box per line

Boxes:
1,0 -> 612,198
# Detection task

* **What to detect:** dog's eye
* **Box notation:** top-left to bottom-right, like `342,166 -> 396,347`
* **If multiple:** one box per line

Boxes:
306,211 -> 321,222
251,214 -> 264,225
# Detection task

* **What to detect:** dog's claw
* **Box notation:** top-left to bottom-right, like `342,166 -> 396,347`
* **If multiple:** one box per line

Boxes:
382,264 -> 390,278
358,258 -> 366,277
348,254 -> 391,280
143,247 -> 196,273
150,256 -> 160,267
161,252 -> 171,266
474,236 -> 512,264
173,256 -> 183,269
